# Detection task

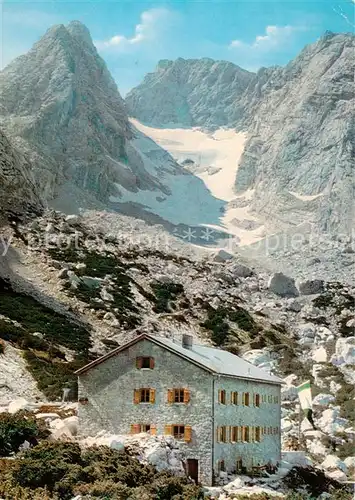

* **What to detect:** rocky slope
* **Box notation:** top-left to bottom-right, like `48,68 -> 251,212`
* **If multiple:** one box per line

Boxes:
0,210 -> 353,479
0,21 -> 221,230
126,58 -> 253,128
126,32 -> 355,236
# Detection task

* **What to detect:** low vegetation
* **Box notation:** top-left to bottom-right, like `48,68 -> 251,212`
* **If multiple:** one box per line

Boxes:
151,282 -> 185,313
0,442 -> 204,500
0,412 -> 49,457
0,278 -> 91,400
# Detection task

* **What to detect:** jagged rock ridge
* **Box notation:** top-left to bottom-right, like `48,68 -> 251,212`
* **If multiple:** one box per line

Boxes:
126,58 -> 254,128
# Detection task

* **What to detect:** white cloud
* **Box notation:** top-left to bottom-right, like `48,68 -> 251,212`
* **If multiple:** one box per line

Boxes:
95,8 -> 177,51
230,25 -> 301,51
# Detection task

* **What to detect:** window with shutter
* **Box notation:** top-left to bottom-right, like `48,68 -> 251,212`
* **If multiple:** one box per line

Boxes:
136,357 -> 154,369
135,388 -> 155,403
231,426 -> 240,442
254,394 -> 260,407
217,426 -> 227,443
231,391 -> 238,405
219,390 -> 226,404
150,425 -> 157,436
130,424 -> 141,434
243,392 -> 250,406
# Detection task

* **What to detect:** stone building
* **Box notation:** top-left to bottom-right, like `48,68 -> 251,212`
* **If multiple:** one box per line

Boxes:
75,333 -> 282,485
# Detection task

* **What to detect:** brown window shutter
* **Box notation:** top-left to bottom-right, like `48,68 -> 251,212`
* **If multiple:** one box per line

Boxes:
134,389 -> 140,404
149,389 -> 156,404
230,391 -> 233,404
136,357 -> 143,369
184,425 -> 192,442
149,357 -> 155,369
216,427 -> 220,442
164,425 -> 172,436
218,390 -> 222,403
150,425 -> 157,436
167,389 -> 174,404
183,389 -> 190,404
131,424 -> 141,434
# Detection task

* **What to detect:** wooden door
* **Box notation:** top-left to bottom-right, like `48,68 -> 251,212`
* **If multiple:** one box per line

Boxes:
186,458 -> 199,483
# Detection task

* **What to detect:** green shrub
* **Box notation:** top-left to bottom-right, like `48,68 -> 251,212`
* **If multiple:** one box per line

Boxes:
151,283 -> 185,313
0,413 -> 39,457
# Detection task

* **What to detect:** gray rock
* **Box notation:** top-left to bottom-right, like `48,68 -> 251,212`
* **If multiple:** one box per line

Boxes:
75,263 -> 87,275
57,268 -> 68,279
298,279 -> 325,295
268,272 -> 299,297
230,263 -> 253,278
213,249 -> 234,262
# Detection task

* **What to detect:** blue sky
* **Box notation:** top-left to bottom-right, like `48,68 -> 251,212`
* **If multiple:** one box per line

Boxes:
1,0 -> 354,95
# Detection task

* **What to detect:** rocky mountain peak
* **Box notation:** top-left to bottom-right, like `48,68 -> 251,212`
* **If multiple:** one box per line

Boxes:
126,57 -> 254,128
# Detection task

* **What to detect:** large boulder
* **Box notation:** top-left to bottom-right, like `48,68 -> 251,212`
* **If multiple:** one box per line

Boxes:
331,337 -> 355,366
268,273 -> 299,297
8,398 -> 32,414
230,263 -> 253,278
213,249 -> 234,262
298,279 -> 324,295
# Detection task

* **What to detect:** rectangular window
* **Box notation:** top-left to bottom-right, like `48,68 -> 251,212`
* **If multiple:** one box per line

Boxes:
254,394 -> 260,407
174,389 -> 184,403
218,459 -> 225,472
274,396 -> 279,404
231,426 -> 240,442
242,392 -> 250,406
263,426 -> 267,435
165,424 -> 192,442
167,389 -> 190,404
231,391 -> 238,405
242,426 -> 250,442
130,424 -> 156,435
254,426 -> 261,442
173,425 -> 185,439
219,390 -> 226,404
217,426 -> 228,443
268,395 -> 273,403
269,426 -> 272,434
236,458 -> 243,472
134,388 -> 156,404
136,357 -> 155,369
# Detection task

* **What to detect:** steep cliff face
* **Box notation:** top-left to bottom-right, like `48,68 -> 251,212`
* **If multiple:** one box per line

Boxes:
0,22 -> 183,210
233,32 -> 355,234
0,129 -> 43,220
125,58 -> 253,128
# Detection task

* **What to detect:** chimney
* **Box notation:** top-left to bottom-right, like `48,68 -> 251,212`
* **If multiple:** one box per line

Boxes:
182,334 -> 193,349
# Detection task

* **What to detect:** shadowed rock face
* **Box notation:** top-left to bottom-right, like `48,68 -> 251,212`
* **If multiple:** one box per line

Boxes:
0,21 -> 178,208
0,129 -> 43,219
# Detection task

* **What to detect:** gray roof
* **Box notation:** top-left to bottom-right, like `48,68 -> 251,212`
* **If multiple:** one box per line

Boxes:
75,333 -> 282,385
150,335 -> 282,385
